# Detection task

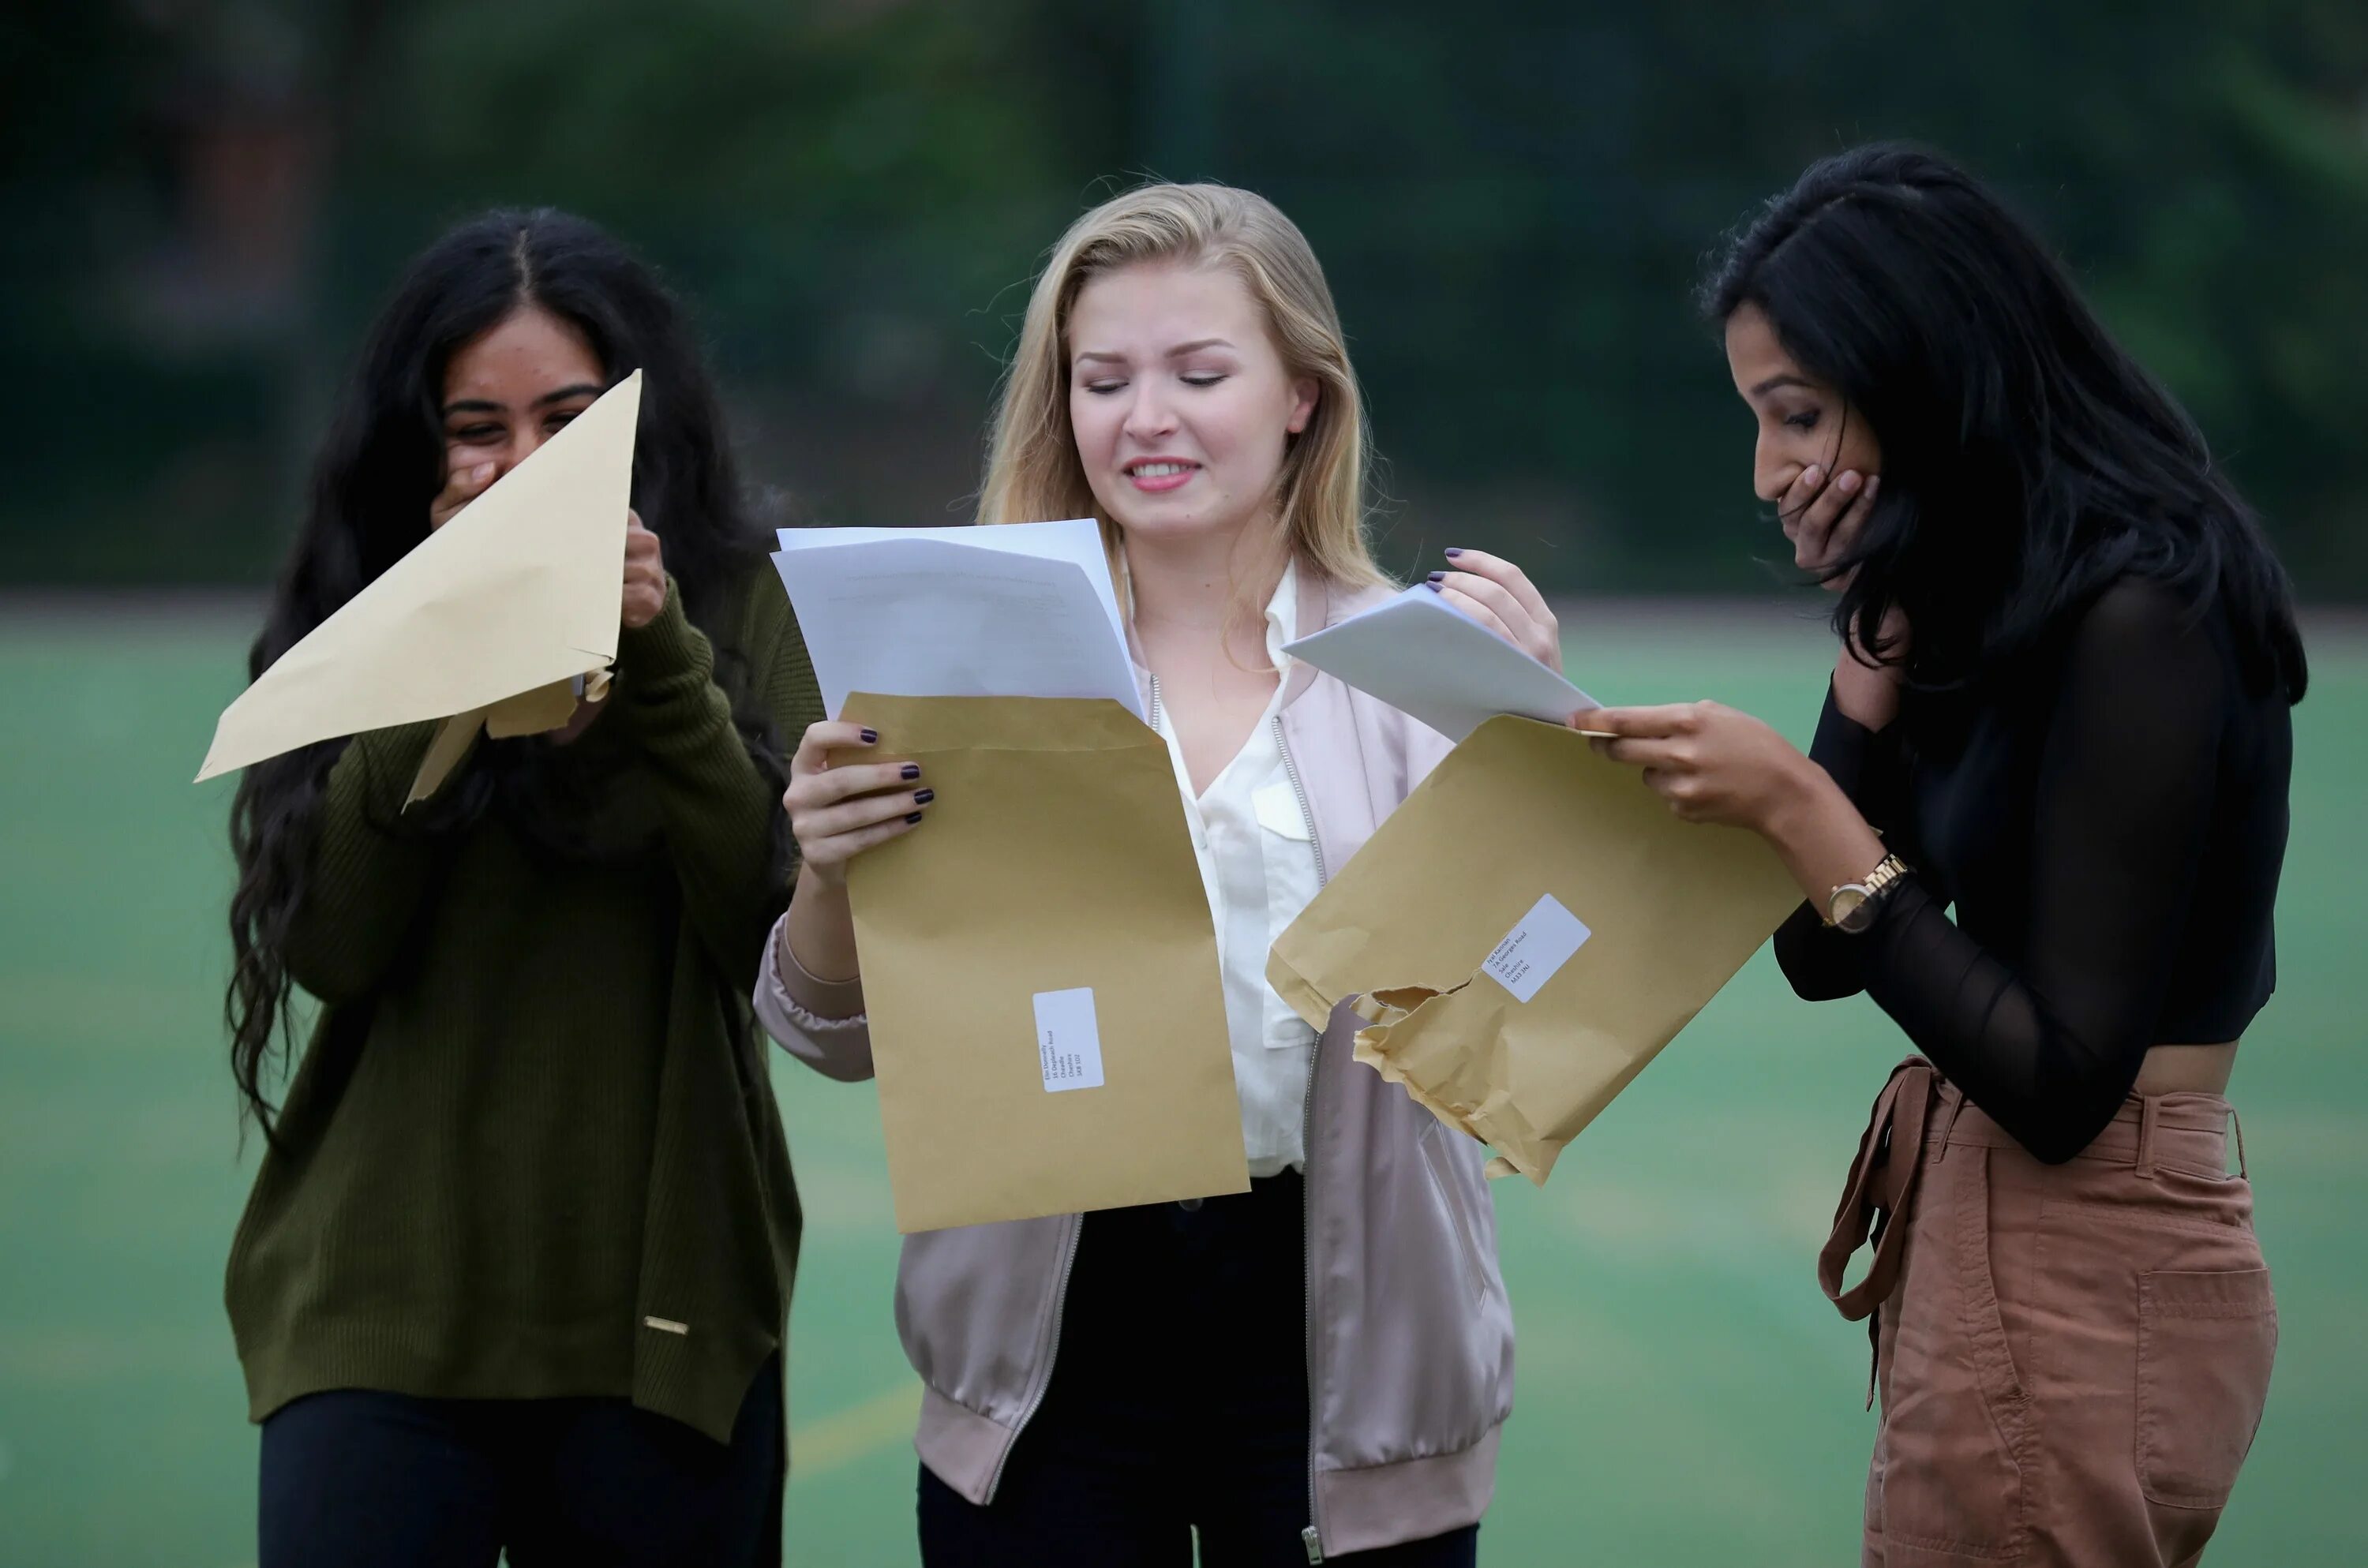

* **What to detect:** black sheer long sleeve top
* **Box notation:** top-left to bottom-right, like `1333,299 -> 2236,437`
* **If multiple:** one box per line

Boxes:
1774,578 -> 2294,1162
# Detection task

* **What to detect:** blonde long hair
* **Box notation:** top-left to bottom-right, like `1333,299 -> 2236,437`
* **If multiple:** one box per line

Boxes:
977,181 -> 1388,597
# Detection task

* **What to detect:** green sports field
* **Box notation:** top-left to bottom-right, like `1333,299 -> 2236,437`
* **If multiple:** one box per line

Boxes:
3,601 -> 2362,1566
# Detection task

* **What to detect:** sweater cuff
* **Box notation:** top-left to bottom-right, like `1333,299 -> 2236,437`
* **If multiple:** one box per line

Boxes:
764,918 -> 867,1024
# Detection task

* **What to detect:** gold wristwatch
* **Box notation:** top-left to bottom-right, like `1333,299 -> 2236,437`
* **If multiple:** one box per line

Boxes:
1827,854 -> 1911,934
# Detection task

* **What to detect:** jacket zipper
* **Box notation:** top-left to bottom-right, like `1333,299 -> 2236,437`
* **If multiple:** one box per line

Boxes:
984,1213 -> 1083,1501
1276,711 -> 1328,1562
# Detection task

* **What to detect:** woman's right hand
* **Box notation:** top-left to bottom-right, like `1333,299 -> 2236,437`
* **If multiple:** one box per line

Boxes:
784,721 -> 935,889
1778,462 -> 1879,589
429,458 -> 501,532
1781,463 -> 1910,728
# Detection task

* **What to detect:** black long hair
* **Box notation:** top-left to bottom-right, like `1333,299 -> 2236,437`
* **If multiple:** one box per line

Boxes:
1701,143 -> 2307,705
227,208 -> 785,1137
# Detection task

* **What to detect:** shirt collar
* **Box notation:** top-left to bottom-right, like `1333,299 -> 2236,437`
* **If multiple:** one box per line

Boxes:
1265,559 -> 1301,670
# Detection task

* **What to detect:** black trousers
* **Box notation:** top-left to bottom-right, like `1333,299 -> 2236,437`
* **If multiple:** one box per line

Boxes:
257,1359 -> 782,1568
918,1173 -> 1480,1566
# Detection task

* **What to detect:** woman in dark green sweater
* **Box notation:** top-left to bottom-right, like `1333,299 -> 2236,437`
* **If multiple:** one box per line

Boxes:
222,209 -> 818,1566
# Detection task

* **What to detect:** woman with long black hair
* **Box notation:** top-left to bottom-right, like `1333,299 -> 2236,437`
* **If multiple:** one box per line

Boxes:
1581,145 -> 2299,1565
223,209 -> 815,1566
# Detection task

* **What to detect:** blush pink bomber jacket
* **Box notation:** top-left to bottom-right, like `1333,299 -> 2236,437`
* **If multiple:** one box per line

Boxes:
754,574 -> 1516,1559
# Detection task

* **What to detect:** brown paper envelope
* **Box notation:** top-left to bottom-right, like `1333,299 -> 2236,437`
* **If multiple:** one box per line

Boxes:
485,678 -> 583,739
841,692 -> 1248,1233
196,372 -> 639,785
1267,714 -> 1801,1185
403,679 -> 587,806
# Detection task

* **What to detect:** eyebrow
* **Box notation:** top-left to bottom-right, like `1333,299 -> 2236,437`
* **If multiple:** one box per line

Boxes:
1749,372 -> 1818,398
1073,337 -> 1238,365
440,383 -> 606,417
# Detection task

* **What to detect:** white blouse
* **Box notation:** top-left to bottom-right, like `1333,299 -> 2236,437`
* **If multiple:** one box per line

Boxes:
1148,563 -> 1324,1177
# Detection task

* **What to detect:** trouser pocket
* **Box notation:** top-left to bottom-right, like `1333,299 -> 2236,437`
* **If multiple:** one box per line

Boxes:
2137,1265 -> 2277,1513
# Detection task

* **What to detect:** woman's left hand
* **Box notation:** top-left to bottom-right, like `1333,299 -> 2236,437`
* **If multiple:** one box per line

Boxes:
1428,549 -> 1562,674
623,509 -> 668,629
1578,702 -> 1812,832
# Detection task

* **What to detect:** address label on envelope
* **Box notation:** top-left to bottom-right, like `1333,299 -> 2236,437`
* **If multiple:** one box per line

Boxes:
1033,987 -> 1107,1092
1482,893 -> 1593,1003
1265,714 -> 1801,1185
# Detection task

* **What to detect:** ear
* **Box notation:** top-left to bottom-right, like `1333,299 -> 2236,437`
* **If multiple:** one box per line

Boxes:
1285,376 -> 1319,436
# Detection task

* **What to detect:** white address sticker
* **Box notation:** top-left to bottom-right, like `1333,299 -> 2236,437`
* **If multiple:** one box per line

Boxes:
1033,987 -> 1106,1093
1481,893 -> 1592,1003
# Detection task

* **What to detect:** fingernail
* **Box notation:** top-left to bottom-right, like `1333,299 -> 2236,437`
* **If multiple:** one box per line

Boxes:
860,728 -> 879,744
1426,571 -> 1445,583
912,788 -> 935,805
905,811 -> 923,825
901,763 -> 921,780
1444,548 -> 1464,559
1802,465 -> 1823,485
1865,475 -> 1881,496
1422,580 -> 1443,593
1838,470 -> 1862,494
474,462 -> 496,481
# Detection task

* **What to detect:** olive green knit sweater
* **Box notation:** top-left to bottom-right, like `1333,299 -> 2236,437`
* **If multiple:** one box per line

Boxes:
226,570 -> 816,1445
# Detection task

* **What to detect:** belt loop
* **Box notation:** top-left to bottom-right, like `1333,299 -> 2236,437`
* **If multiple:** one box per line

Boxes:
1930,1086 -> 1965,1164
2134,1095 -> 2161,1179
2230,1107 -> 2249,1181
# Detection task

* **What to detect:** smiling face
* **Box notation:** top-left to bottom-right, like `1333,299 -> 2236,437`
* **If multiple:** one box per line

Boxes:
434,304 -> 606,528
1063,258 -> 1318,552
1724,301 -> 1883,526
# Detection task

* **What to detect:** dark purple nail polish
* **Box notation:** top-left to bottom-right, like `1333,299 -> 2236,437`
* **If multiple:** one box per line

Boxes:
901,763 -> 921,780
905,811 -> 923,825
913,788 -> 935,805
1426,571 -> 1444,583
860,728 -> 879,745
1422,580 -> 1442,593
1444,548 -> 1464,559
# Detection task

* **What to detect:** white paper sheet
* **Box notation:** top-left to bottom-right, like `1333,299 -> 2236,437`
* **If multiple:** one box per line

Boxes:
776,519 -> 1126,648
1280,584 -> 1596,741
771,518 -> 1144,721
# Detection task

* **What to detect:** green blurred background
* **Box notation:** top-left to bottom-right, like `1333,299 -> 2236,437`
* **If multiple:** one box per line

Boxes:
6,0 -> 2367,593
5,2 -> 2366,1565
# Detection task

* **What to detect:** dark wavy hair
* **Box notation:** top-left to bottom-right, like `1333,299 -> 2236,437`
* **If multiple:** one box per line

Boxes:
1701,143 -> 2306,705
227,208 -> 785,1137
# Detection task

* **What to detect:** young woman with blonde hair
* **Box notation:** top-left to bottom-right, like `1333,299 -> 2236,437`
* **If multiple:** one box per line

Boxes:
757,182 -> 1557,1564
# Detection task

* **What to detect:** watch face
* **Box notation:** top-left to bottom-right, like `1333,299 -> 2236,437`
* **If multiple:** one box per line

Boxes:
1830,885 -> 1872,933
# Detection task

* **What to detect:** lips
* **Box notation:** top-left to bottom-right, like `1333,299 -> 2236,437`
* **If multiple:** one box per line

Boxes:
1124,458 -> 1198,493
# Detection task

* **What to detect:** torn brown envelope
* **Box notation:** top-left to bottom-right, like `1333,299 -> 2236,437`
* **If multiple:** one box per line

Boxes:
194,371 -> 642,797
1266,713 -> 1802,1185
839,692 -> 1248,1233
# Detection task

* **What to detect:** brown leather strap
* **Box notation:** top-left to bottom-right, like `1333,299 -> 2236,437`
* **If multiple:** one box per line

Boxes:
1819,1058 -> 1935,1323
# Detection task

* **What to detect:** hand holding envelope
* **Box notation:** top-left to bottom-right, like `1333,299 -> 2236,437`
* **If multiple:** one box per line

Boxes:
770,522 -> 1245,1233
195,372 -> 646,798
1272,593 -> 1802,1184
829,692 -> 1247,1233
